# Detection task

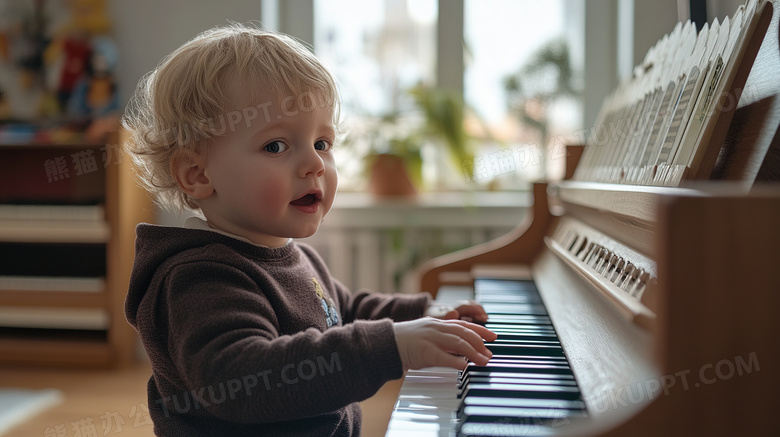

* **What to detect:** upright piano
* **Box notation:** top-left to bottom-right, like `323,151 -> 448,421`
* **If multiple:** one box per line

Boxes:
385,0 -> 780,435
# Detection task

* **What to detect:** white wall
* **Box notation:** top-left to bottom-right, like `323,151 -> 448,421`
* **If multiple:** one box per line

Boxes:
583,0 -> 619,130
708,0 -> 749,21
582,0 -> 680,129
631,0 -> 680,68
109,0 -> 262,107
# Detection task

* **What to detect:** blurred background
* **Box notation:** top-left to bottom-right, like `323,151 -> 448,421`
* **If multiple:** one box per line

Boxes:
0,0 -> 751,435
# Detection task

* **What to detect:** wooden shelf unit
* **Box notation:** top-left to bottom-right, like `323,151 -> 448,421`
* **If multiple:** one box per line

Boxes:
0,132 -> 154,367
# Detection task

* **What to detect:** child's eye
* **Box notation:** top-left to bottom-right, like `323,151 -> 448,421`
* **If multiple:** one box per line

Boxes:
264,141 -> 287,154
314,140 -> 331,151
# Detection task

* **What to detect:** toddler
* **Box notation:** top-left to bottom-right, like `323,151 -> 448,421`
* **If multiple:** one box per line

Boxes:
122,23 -> 495,436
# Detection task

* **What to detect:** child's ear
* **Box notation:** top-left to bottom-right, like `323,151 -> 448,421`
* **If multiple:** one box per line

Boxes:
171,149 -> 214,200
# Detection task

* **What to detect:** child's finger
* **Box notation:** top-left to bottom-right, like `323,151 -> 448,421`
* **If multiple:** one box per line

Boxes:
434,334 -> 491,367
435,321 -> 496,359
443,309 -> 460,319
447,318 -> 498,342
456,304 -> 489,323
436,351 -> 471,370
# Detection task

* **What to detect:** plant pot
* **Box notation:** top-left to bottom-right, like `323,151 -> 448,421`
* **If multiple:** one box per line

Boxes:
368,153 -> 418,197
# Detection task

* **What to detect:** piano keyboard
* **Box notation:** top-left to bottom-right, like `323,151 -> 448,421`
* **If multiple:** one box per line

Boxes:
386,278 -> 587,436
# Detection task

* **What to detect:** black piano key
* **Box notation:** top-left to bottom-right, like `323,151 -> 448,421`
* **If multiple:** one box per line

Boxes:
465,362 -> 574,376
457,405 -> 578,435
456,395 -> 586,423
492,326 -> 557,332
486,343 -> 564,357
484,315 -> 553,324
479,298 -> 541,305
480,294 -> 541,300
488,330 -> 558,339
494,336 -> 560,344
490,328 -> 556,335
487,353 -> 567,360
462,356 -> 570,373
478,283 -> 538,290
459,367 -> 573,386
459,383 -> 583,401
480,299 -> 539,304
459,405 -> 580,423
480,291 -> 539,295
457,376 -> 579,396
491,338 -> 561,347
474,278 -> 537,289
478,296 -> 542,305
482,303 -> 548,315
478,355 -> 569,367
467,354 -> 571,366
461,395 -> 586,411
460,371 -> 576,382
465,358 -> 569,374
457,385 -> 582,403
460,376 -> 578,388
481,300 -> 540,306
481,300 -> 543,307
487,325 -> 557,333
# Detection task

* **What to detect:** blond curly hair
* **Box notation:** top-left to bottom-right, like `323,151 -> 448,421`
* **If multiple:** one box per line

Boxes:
122,23 -> 340,211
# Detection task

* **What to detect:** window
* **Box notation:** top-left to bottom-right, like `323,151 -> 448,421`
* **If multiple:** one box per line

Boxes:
314,0 -> 438,190
314,0 -> 437,118
464,0 -> 582,187
305,0 -> 582,191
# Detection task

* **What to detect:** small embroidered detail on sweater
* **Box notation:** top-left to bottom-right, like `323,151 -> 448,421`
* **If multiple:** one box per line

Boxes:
312,277 -> 340,327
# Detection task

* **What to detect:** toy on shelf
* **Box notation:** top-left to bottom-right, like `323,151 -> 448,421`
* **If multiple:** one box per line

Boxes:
0,0 -> 119,143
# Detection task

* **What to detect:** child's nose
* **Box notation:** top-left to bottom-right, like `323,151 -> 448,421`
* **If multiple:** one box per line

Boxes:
298,147 -> 326,178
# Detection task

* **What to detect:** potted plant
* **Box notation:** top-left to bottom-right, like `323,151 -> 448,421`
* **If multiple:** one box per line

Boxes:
408,84 -> 474,181
362,112 -> 424,197
347,84 -> 475,197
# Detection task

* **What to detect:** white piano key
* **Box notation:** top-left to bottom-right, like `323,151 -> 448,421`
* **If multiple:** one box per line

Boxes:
458,422 -> 558,437
394,398 -> 461,413
385,418 -> 456,436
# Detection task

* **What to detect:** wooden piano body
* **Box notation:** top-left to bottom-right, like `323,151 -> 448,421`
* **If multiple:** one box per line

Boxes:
388,0 -> 780,435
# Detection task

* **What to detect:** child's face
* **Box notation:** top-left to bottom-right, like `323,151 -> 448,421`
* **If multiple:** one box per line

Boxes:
197,90 -> 338,247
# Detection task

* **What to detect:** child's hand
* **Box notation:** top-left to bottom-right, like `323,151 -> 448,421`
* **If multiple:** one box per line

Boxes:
393,318 -> 497,371
424,300 -> 489,324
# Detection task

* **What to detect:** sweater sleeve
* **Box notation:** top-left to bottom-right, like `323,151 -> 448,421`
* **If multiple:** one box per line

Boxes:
295,242 -> 432,323
162,261 -> 403,424
333,278 -> 432,323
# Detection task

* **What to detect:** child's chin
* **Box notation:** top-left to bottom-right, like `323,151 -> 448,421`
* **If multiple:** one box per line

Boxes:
299,228 -> 321,238
292,225 -> 321,239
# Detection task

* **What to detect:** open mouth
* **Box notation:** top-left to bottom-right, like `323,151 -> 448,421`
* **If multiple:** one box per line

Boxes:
290,193 -> 319,206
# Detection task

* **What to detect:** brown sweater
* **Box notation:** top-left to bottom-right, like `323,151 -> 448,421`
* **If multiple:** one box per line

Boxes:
125,224 -> 431,436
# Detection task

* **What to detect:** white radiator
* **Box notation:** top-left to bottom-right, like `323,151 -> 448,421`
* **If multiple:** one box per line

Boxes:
299,192 -> 529,295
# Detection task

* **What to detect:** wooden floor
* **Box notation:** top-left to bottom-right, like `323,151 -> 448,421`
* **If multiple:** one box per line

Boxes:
0,359 -> 402,436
